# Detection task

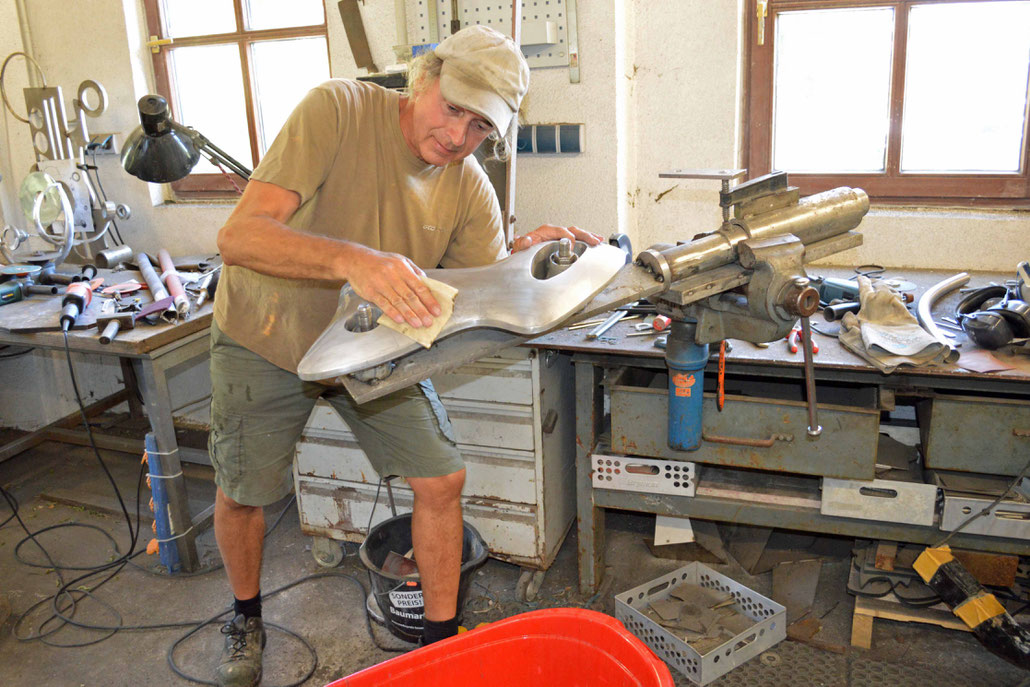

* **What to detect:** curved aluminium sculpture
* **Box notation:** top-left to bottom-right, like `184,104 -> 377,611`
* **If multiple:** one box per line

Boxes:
297,240 -> 627,382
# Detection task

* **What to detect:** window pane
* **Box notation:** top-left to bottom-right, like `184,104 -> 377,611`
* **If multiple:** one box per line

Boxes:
161,0 -> 237,38
772,8 -> 895,173
168,45 -> 253,174
245,0 -> 325,30
902,1 -> 1030,174
251,37 -> 331,155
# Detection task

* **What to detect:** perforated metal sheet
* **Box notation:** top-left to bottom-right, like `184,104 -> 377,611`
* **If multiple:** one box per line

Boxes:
688,640 -> 979,687
701,642 -> 845,687
412,1 -> 572,68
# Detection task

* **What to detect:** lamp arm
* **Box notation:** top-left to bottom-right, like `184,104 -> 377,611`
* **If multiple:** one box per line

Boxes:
187,128 -> 252,181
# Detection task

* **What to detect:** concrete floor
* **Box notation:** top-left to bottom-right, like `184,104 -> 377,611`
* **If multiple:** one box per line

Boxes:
1,435 -> 1027,686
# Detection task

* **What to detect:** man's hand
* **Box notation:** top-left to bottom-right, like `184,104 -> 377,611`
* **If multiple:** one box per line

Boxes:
510,225 -> 604,253
341,244 -> 441,329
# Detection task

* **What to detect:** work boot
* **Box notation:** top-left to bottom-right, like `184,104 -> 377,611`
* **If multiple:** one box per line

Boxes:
216,613 -> 265,687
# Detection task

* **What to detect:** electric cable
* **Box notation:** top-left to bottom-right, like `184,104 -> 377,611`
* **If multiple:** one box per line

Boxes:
87,146 -> 125,246
2,333 -> 407,674
0,346 -> 34,358
934,455 -> 1030,549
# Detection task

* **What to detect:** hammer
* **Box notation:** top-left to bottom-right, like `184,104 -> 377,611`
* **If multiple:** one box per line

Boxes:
97,301 -> 137,344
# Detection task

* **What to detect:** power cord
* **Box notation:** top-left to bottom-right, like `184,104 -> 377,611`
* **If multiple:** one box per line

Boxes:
1,333 -> 407,679
934,454 -> 1030,549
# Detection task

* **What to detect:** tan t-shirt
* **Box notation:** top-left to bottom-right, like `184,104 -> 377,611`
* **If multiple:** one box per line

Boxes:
214,79 -> 507,373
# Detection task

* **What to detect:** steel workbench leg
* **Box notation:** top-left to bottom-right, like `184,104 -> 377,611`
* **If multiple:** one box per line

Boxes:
132,357 -> 200,571
119,358 -> 144,418
576,360 -> 606,595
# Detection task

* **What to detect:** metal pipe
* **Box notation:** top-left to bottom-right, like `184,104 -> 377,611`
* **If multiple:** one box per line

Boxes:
916,272 -> 970,346
638,187 -> 870,284
158,248 -> 190,317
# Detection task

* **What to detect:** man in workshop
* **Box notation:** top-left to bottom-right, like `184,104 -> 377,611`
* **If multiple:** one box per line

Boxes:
208,24 -> 602,687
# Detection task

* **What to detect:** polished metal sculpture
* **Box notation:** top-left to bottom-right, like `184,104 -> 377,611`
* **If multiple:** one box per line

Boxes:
297,240 -> 627,382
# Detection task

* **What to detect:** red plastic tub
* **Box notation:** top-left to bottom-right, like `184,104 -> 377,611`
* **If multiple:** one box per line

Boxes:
329,608 -> 674,687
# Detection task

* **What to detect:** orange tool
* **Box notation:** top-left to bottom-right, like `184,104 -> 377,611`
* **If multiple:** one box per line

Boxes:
652,315 -> 672,332
787,326 -> 819,355
717,340 -> 726,411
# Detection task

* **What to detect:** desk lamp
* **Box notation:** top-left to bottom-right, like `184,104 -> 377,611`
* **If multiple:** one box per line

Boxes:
121,95 -> 251,183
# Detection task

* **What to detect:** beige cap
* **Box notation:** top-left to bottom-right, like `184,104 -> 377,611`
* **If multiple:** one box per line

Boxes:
435,25 -> 530,138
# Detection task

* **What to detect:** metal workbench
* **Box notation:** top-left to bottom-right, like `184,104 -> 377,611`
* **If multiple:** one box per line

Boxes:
527,268 -> 1030,594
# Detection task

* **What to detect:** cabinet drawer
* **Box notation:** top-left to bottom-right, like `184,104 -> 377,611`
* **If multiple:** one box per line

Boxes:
305,397 -> 535,453
609,370 -> 880,479
297,432 -> 538,505
919,395 -> 1030,476
295,474 -> 541,564
432,349 -> 534,405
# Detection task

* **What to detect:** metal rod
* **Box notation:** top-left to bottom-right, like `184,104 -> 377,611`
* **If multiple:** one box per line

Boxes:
586,310 -> 627,340
800,316 -> 822,438
916,272 -> 970,347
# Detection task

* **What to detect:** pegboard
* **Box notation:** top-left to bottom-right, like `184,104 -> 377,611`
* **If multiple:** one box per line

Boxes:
411,1 -> 572,69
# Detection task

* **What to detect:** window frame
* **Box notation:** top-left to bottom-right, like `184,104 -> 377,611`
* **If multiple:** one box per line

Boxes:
142,0 -> 329,197
745,0 -> 1030,207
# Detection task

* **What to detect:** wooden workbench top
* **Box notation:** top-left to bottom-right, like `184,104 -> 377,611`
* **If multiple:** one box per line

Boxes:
0,266 -> 213,357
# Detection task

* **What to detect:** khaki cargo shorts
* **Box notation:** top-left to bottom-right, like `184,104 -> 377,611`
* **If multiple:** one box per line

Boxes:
208,320 -> 464,507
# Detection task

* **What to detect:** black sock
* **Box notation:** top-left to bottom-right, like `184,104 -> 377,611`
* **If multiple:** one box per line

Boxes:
234,593 -> 262,620
421,616 -> 459,645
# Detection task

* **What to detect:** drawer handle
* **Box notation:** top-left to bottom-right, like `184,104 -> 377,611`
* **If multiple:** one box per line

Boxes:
702,432 -> 793,448
626,464 -> 660,476
542,409 -> 559,434
859,487 -> 898,499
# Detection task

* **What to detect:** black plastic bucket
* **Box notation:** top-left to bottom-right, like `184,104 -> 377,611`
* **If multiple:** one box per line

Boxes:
359,512 -> 488,643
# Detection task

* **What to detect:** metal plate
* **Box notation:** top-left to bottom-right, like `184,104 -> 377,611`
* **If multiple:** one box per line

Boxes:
821,477 -> 938,527
591,452 -> 697,497
940,494 -> 1030,539
297,241 -> 624,381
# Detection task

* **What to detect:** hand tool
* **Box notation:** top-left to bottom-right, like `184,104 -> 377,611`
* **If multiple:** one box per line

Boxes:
0,263 -> 59,305
812,276 -> 860,304
787,325 -> 819,354
59,281 -> 93,331
717,340 -> 726,411
97,298 -> 139,344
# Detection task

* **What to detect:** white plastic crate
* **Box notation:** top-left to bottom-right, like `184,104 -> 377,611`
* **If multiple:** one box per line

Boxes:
591,453 -> 697,497
615,562 -> 785,685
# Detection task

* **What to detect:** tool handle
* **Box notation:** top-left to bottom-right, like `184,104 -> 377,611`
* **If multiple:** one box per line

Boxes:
99,320 -> 121,344
799,316 -> 822,438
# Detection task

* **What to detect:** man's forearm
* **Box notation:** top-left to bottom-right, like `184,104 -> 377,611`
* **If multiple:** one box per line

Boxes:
218,214 -> 353,282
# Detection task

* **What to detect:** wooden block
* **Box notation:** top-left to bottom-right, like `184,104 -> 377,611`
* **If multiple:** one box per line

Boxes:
952,549 -> 1018,588
874,541 -> 898,571
851,610 -> 873,649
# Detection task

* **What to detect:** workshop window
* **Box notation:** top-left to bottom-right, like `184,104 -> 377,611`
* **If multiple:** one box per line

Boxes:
746,0 -> 1030,206
142,0 -> 330,197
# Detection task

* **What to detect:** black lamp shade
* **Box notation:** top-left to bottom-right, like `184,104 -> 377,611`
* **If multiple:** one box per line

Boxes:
121,95 -> 202,183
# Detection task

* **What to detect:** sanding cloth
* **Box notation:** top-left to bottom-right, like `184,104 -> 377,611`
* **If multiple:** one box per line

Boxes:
377,276 -> 459,348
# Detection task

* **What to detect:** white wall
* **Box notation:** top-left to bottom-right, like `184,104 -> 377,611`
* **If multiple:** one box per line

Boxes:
2,0 -> 1028,430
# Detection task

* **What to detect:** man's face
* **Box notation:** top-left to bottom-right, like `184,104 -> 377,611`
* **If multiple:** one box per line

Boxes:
404,78 -> 494,166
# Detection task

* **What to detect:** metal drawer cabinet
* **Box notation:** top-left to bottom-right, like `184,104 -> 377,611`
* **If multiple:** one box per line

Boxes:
294,347 -> 577,591
607,368 -> 881,480
918,394 -> 1030,477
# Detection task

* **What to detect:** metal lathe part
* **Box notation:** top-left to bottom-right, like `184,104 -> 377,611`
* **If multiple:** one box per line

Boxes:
637,186 -> 869,283
96,244 -> 133,268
